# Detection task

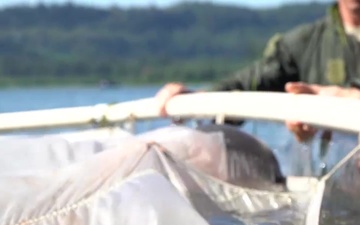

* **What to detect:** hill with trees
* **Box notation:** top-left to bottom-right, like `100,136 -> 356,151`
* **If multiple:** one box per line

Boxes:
0,1 -> 330,86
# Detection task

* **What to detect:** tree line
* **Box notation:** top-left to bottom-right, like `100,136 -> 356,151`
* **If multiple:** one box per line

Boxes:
0,2 -> 329,86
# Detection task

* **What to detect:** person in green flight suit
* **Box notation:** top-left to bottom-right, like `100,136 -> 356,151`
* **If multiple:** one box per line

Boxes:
156,0 -> 360,142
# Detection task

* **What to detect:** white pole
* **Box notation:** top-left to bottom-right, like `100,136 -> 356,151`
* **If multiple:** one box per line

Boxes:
0,92 -> 358,133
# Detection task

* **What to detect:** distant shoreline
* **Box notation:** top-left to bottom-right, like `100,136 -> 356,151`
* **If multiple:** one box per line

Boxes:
0,80 -> 210,89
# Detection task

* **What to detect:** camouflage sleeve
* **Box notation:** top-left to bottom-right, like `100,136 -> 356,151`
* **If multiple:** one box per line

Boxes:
211,33 -> 300,92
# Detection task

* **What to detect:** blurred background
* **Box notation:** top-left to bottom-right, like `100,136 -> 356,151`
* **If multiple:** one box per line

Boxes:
0,0 -> 331,89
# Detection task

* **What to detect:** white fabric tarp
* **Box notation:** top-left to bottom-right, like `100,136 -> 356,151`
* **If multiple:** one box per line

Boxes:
0,126 -> 357,225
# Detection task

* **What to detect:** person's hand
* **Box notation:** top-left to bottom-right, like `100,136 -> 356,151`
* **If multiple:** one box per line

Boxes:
285,82 -> 360,142
285,82 -> 319,94
155,82 -> 190,117
285,82 -> 360,98
285,120 -> 317,142
284,82 -> 321,142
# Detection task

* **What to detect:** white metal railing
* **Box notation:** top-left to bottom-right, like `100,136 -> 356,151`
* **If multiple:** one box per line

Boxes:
0,92 -> 359,133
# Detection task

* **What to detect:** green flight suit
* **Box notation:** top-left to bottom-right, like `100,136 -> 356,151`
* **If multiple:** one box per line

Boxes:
212,4 -> 360,92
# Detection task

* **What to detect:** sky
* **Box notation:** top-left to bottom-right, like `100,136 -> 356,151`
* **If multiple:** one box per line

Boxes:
0,0 -> 332,9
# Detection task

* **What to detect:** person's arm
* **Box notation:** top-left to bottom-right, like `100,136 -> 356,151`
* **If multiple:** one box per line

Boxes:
212,33 -> 302,92
285,82 -> 360,142
207,33 -> 301,126
156,25 -> 313,117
